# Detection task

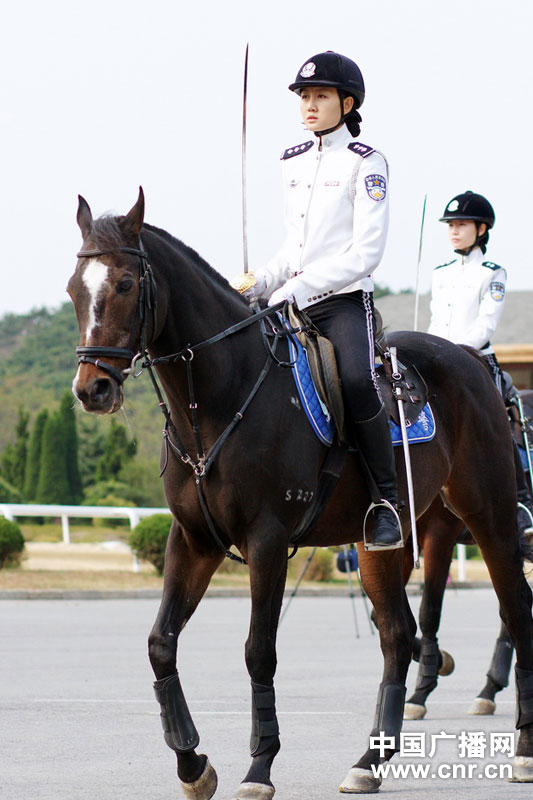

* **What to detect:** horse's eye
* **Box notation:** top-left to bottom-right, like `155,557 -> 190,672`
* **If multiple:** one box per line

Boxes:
116,279 -> 134,294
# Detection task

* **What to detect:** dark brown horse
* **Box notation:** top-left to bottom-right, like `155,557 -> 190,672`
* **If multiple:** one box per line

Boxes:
68,190 -> 533,797
402,391 -> 533,722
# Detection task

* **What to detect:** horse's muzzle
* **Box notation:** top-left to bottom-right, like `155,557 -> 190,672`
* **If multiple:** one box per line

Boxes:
73,368 -> 123,414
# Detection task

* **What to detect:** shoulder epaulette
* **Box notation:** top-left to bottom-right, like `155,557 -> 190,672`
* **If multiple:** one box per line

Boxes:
435,259 -> 457,270
281,141 -> 313,160
347,142 -> 376,158
482,261 -> 504,271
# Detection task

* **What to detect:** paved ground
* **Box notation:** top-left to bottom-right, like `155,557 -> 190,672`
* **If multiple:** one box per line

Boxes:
2,588 -> 531,800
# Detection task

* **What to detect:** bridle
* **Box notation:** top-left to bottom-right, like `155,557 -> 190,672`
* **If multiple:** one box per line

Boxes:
75,242 -> 156,384
74,237 -> 300,564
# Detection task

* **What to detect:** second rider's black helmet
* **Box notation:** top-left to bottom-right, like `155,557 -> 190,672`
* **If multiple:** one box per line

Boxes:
289,51 -> 365,109
439,191 -> 495,229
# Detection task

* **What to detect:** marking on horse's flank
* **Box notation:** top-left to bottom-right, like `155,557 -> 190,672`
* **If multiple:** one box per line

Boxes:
82,260 -> 109,340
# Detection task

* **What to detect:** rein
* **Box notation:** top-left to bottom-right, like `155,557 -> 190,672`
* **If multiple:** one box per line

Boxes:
75,241 -> 292,564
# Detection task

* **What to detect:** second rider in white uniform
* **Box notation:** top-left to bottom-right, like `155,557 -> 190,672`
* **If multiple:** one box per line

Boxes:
428,190 -> 533,533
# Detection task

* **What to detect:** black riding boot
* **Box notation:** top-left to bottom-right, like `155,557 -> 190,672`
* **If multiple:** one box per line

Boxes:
514,442 -> 533,535
353,406 -> 403,548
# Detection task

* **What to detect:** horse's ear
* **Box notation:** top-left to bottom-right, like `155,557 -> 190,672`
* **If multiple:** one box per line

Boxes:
122,187 -> 145,236
77,195 -> 93,240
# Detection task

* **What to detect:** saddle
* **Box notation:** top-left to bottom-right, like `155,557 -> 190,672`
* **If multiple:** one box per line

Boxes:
287,306 -> 428,441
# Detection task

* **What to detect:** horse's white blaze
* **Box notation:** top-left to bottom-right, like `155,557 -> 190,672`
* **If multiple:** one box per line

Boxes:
82,260 -> 109,341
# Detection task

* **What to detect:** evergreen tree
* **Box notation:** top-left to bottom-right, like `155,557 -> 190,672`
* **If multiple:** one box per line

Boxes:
59,391 -> 83,503
77,415 -> 106,489
36,411 -> 71,504
23,408 -> 49,501
0,407 -> 29,492
95,420 -> 137,482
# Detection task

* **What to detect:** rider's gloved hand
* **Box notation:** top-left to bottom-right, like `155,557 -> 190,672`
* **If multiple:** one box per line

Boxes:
230,271 -> 267,300
268,283 -> 295,307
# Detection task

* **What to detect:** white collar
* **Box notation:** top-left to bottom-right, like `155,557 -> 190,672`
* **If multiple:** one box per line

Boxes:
457,246 -> 484,265
316,124 -> 352,150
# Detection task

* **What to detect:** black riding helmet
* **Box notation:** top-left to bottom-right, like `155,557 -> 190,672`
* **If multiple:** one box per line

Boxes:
289,51 -> 365,137
439,191 -> 495,254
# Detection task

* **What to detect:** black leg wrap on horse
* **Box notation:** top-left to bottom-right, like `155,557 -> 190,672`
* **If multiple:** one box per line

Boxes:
250,681 -> 280,757
371,682 -> 406,751
487,637 -> 514,689
515,667 -> 533,728
153,671 -> 200,752
415,637 -> 440,691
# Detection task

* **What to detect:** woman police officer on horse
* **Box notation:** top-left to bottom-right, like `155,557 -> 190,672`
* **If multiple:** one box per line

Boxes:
234,51 -> 402,548
428,190 -> 533,534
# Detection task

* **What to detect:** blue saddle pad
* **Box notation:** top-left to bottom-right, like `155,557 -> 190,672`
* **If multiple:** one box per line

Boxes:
288,335 -> 436,448
518,444 -> 533,472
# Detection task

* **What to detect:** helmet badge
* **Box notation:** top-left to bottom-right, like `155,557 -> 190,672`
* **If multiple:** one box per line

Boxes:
300,62 -> 316,78
447,199 -> 459,212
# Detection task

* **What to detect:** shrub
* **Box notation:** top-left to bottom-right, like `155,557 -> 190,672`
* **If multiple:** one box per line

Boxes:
83,480 -> 138,505
304,548 -> 334,581
92,495 -> 135,528
0,517 -> 25,568
287,547 -> 334,583
129,514 -> 171,575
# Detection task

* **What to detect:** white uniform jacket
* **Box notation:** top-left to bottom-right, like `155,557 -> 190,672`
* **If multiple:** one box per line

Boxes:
427,247 -> 507,355
260,124 -> 389,310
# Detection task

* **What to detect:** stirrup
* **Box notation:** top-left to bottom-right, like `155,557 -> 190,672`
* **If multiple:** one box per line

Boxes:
517,501 -> 533,535
362,499 -> 404,552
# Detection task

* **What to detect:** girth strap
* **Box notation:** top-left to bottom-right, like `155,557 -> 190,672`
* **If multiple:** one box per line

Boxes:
289,442 -> 348,547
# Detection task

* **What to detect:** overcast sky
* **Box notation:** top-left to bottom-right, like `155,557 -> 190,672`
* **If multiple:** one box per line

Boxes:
2,0 -> 532,318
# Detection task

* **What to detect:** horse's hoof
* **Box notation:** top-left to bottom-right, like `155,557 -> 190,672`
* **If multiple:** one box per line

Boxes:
439,649 -> 455,676
231,782 -> 275,800
403,702 -> 427,720
467,697 -> 496,716
339,767 -> 381,793
509,756 -> 533,782
181,757 -> 218,800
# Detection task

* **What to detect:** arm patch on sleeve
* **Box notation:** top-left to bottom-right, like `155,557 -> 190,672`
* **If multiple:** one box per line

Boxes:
489,281 -> 505,301
365,174 -> 387,201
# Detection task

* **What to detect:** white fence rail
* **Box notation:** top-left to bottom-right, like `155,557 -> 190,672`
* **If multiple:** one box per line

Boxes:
0,503 -> 469,581
0,504 -> 171,572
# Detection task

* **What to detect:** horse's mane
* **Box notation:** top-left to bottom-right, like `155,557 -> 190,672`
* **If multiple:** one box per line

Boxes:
90,215 -> 247,306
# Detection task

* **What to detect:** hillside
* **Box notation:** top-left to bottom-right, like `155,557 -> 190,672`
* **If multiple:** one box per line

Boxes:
0,302 -> 162,462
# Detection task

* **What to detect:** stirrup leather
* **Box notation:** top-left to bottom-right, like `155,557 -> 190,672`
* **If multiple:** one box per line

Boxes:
363,499 -> 404,552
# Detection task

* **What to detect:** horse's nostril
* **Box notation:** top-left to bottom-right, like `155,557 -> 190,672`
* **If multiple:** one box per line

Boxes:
90,378 -> 112,403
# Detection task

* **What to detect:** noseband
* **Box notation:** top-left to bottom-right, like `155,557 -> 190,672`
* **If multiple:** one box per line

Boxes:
75,242 -> 156,385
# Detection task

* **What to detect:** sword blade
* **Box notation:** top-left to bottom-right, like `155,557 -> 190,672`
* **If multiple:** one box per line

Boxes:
242,43 -> 249,274
413,194 -> 427,332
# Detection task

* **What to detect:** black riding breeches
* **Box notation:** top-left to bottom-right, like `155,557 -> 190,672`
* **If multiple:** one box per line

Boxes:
305,291 -> 382,425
